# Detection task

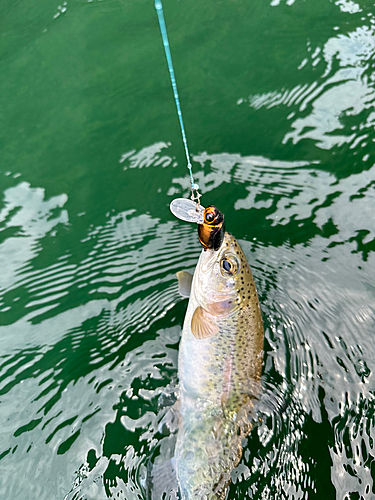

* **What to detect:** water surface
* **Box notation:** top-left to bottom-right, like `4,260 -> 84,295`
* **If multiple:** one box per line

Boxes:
0,0 -> 374,498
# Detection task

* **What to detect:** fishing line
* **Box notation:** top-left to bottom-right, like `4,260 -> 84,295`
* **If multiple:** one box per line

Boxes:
155,0 -> 202,205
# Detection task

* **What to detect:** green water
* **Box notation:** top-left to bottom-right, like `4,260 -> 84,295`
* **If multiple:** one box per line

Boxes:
1,0 -> 374,498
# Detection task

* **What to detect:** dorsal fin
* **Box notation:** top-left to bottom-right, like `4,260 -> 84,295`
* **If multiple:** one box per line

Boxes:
191,306 -> 219,339
176,271 -> 193,298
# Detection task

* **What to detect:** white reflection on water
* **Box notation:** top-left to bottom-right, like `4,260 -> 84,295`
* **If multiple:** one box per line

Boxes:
284,24 -> 375,149
171,150 -> 375,251
119,142 -> 176,170
335,0 -> 362,14
0,182 -> 68,291
238,20 -> 375,152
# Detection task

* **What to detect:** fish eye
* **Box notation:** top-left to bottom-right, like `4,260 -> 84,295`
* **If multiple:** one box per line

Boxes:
220,255 -> 240,276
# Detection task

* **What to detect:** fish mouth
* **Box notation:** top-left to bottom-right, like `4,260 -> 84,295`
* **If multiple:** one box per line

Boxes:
200,247 -> 219,273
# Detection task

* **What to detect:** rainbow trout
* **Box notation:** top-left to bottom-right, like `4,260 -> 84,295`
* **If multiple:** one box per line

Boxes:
175,231 -> 264,500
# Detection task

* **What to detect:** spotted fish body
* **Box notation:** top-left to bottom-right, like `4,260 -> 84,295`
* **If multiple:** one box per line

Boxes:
175,232 -> 264,500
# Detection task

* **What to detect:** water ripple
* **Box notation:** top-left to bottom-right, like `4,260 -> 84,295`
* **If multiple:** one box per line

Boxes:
237,20 -> 375,154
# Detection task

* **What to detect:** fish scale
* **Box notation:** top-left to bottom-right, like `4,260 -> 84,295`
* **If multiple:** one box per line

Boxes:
175,232 -> 264,499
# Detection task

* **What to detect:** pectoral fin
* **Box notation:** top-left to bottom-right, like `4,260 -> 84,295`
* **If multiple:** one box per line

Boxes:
176,271 -> 193,298
191,306 -> 219,339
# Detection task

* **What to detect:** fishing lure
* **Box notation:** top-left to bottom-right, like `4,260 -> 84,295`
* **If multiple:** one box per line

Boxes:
170,199 -> 225,250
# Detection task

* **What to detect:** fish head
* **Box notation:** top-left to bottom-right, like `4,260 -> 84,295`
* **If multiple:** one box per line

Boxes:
194,232 -> 252,316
